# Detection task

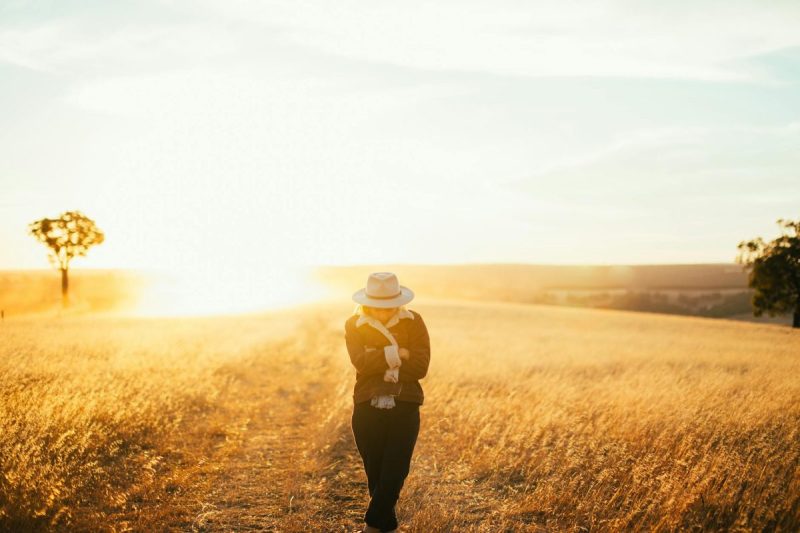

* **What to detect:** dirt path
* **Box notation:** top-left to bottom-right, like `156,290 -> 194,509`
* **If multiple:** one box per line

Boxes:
113,308 -> 372,532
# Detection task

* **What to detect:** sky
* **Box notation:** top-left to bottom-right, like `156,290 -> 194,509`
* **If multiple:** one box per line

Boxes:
2,0 -> 799,273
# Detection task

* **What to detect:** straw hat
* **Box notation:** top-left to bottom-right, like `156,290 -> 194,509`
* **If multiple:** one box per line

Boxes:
352,272 -> 415,308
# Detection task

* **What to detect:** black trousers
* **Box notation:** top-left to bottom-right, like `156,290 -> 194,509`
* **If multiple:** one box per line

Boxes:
351,399 -> 421,532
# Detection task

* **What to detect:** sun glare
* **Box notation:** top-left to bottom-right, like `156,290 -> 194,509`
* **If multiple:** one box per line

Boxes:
131,265 -> 331,317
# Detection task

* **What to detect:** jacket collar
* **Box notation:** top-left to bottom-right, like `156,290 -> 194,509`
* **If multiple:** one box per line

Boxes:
355,305 -> 414,329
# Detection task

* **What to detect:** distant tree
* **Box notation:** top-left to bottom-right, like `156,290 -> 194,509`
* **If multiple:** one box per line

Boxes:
28,211 -> 105,308
736,218 -> 800,328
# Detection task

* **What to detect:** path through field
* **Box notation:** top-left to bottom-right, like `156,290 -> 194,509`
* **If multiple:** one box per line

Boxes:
114,304 -> 379,531
112,301 -> 514,532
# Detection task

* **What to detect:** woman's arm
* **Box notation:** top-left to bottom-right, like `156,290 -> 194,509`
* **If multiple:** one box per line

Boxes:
344,318 -> 391,377
399,313 -> 430,381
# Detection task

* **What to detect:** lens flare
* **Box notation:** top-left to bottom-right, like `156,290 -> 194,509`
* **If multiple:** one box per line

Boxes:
131,265 -> 332,317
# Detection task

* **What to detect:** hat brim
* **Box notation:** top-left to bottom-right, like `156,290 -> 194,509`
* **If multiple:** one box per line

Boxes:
352,286 -> 415,308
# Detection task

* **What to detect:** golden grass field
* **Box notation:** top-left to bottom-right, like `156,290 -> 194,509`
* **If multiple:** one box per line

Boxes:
1,294 -> 799,531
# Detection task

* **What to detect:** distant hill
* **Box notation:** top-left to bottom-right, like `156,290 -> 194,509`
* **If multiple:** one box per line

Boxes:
317,263 -> 748,292
314,263 -> 791,326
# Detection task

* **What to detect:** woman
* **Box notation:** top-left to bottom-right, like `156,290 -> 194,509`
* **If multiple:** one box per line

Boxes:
344,272 -> 431,533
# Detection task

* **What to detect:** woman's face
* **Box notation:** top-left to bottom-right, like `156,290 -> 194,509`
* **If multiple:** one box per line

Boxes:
364,305 -> 399,324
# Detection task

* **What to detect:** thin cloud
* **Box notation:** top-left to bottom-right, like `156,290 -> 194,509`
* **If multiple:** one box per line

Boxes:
504,123 -> 800,209
4,1 -> 799,82
179,0 -> 800,83
0,17 -> 241,75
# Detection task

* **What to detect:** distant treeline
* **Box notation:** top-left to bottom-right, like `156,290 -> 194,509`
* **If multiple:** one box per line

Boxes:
315,263 -> 771,321
527,289 -> 753,318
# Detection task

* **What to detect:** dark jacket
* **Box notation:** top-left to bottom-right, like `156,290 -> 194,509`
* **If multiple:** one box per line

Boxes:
344,309 -> 430,405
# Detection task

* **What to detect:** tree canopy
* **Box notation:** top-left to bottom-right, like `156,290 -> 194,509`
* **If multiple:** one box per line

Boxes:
736,218 -> 800,328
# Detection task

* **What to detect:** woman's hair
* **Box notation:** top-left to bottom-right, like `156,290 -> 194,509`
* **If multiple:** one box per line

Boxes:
354,303 -> 406,316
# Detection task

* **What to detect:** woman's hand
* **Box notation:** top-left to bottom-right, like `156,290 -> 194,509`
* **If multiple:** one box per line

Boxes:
366,345 -> 409,361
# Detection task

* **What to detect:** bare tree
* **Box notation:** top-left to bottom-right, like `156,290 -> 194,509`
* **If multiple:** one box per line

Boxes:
28,210 -> 105,308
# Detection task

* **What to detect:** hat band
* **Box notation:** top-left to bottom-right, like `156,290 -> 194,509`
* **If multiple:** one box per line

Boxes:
365,290 -> 402,299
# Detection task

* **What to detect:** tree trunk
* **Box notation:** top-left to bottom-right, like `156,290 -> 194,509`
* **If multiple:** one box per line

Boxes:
61,267 -> 69,308
794,294 -> 800,328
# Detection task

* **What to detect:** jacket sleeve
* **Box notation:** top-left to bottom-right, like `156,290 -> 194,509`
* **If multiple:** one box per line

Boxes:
345,318 -> 390,377
399,313 -> 430,382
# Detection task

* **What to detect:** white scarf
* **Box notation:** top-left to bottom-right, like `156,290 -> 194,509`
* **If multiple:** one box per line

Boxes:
354,304 -> 415,409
